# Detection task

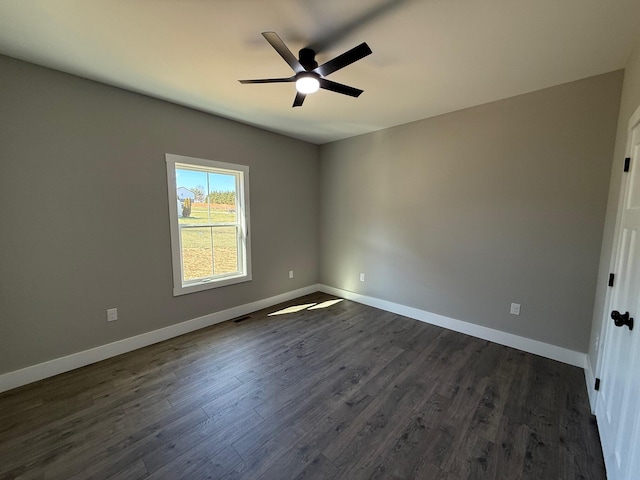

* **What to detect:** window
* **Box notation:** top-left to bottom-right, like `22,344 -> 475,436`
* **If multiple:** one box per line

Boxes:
166,153 -> 251,295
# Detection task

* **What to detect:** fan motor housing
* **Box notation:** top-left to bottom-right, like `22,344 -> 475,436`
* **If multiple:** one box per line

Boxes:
298,48 -> 318,71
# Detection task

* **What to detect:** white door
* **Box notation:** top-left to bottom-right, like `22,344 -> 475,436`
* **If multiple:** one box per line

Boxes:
596,112 -> 640,480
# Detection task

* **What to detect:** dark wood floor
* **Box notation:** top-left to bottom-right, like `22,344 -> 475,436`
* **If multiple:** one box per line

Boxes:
0,292 -> 605,480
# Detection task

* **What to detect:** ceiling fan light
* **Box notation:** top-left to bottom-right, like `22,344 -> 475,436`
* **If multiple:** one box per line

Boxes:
296,76 -> 320,94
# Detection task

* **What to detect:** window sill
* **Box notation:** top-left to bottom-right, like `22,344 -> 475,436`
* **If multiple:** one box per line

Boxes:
173,273 -> 252,296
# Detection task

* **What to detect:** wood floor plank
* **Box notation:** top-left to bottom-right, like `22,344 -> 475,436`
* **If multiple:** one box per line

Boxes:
0,293 -> 605,480
253,442 -> 325,480
291,454 -> 338,480
142,409 -> 262,474
66,408 -> 209,480
146,444 -> 241,480
295,336 -> 449,463
485,416 -> 529,479
363,394 -> 450,479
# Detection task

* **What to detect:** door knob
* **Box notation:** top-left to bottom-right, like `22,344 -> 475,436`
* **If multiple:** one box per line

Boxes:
611,310 -> 634,330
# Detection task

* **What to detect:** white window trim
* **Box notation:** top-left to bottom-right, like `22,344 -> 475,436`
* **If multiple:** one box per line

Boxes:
166,153 -> 252,296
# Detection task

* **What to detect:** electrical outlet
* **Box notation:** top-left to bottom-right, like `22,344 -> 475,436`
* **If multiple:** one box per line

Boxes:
595,333 -> 600,352
510,303 -> 521,316
359,273 -> 365,282
289,270 -> 294,279
107,308 -> 118,322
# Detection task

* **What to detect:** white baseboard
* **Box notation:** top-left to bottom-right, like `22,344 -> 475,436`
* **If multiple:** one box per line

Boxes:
319,284 -> 588,368
1,284 -> 590,394
0,285 -> 320,394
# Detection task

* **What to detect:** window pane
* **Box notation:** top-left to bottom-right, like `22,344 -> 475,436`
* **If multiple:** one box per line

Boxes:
176,168 -> 208,225
213,227 -> 239,275
207,172 -> 237,223
179,201 -> 213,226
181,228 -> 213,281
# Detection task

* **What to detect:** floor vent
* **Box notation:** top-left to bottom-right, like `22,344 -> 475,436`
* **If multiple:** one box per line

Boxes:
233,315 -> 251,324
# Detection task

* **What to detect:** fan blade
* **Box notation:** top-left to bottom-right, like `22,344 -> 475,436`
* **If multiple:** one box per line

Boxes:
293,91 -> 306,107
239,77 -> 295,84
314,42 -> 372,77
319,79 -> 363,97
262,32 -> 305,74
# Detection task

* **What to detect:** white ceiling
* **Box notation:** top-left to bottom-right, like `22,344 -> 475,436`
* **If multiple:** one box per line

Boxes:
1,0 -> 639,144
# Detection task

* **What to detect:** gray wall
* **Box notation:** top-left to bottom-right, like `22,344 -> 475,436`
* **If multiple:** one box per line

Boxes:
589,35 -> 640,371
0,55 -> 319,374
319,72 -> 622,353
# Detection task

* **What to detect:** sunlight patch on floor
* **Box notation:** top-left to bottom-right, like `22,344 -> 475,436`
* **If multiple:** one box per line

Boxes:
268,303 -> 317,316
308,299 -> 344,310
268,298 -> 344,316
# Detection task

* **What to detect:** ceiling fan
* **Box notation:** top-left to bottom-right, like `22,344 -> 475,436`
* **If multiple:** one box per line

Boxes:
239,32 -> 372,108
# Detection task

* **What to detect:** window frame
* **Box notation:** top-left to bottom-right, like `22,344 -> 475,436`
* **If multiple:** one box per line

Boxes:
166,153 -> 251,296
